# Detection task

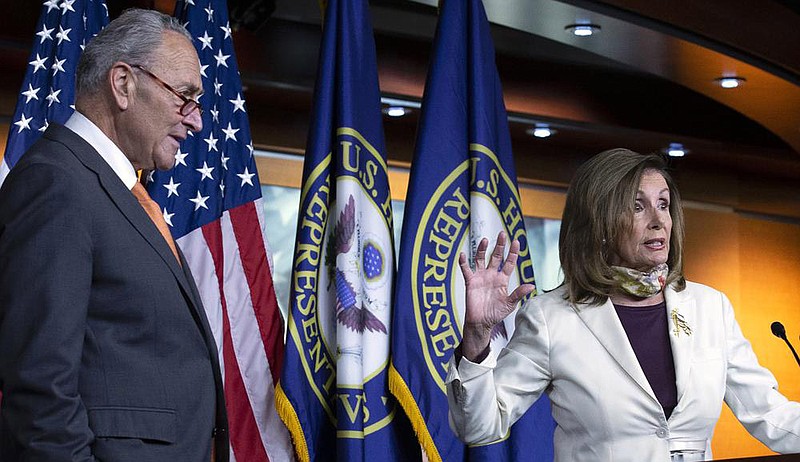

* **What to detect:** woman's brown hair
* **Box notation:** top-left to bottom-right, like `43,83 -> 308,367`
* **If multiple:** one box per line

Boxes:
559,148 -> 685,305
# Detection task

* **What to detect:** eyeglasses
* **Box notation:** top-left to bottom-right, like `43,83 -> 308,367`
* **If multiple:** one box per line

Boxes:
131,64 -> 203,116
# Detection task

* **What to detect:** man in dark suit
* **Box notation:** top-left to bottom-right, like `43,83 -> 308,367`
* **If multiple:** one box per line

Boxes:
0,9 -> 229,461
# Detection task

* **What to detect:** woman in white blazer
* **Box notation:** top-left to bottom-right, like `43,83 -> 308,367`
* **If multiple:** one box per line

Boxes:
447,148 -> 800,461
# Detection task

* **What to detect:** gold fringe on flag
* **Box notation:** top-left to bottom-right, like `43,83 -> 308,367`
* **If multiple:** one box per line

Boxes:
275,383 -> 310,462
388,363 -> 442,462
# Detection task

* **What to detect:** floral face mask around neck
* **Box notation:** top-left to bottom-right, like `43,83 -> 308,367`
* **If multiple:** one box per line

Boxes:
610,263 -> 668,298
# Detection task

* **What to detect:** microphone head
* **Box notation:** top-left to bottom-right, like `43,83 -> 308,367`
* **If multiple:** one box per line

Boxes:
771,321 -> 787,339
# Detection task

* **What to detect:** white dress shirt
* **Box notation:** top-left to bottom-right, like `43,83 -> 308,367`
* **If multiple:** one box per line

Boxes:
64,111 -> 137,190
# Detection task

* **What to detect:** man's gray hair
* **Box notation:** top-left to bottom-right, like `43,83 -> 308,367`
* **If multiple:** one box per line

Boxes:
76,8 -> 191,96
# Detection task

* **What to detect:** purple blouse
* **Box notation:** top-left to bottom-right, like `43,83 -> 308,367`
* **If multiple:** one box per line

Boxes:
613,300 -> 678,419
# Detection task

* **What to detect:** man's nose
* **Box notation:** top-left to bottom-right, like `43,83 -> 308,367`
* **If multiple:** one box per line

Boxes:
183,107 -> 203,132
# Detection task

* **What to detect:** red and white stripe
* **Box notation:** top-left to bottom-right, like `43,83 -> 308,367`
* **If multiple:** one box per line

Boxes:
178,197 -> 294,462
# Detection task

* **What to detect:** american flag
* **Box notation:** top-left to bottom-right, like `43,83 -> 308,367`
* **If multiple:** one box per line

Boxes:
0,0 -> 108,185
146,1 -> 293,461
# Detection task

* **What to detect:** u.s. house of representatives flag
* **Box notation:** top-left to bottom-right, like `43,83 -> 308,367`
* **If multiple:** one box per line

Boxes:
389,0 -> 556,461
275,0 -> 418,461
146,1 -> 293,461
1,0 -> 108,186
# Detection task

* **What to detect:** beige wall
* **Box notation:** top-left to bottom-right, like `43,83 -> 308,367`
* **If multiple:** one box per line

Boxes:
704,214 -> 800,458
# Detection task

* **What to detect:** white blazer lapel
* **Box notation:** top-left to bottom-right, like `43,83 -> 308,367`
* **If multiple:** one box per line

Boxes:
575,300 -> 659,403
665,285 -> 695,405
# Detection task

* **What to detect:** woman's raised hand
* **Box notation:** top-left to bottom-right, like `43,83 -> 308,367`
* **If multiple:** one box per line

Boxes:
458,232 -> 535,361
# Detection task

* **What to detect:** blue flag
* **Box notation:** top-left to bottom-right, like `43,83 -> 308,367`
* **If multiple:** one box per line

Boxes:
276,0 -> 418,461
147,1 -> 294,461
1,0 -> 108,185
388,0 -> 556,461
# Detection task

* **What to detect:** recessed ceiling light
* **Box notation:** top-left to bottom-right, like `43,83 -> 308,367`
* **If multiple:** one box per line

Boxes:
526,124 -> 556,138
565,24 -> 601,37
664,142 -> 688,157
715,76 -> 746,89
382,106 -> 409,117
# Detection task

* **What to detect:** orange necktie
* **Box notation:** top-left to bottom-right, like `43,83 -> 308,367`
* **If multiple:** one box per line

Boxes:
131,182 -> 182,266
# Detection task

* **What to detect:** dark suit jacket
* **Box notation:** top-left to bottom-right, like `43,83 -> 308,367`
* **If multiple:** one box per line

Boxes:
0,124 -> 229,461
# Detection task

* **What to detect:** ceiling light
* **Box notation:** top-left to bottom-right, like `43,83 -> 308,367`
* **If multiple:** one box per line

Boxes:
664,142 -> 688,157
715,76 -> 746,89
382,106 -> 409,117
565,24 -> 601,37
526,124 -> 556,138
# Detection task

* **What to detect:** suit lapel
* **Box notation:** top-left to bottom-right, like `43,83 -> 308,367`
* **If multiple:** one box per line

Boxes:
100,170 -> 192,294
575,300 -> 659,404
46,126 -> 198,310
665,285 -> 695,405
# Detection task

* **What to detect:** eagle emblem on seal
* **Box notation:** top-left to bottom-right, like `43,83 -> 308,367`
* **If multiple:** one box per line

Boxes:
325,194 -> 387,334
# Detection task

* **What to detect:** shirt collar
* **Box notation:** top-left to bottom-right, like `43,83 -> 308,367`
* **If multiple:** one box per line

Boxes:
64,111 -> 138,190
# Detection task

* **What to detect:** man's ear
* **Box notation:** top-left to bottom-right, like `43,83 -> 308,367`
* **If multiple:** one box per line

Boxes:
109,62 -> 134,111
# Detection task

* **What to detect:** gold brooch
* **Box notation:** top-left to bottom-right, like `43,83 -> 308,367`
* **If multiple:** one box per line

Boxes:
671,308 -> 692,337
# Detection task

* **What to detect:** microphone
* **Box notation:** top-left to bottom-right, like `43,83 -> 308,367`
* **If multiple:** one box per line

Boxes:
771,321 -> 800,367
771,321 -> 786,338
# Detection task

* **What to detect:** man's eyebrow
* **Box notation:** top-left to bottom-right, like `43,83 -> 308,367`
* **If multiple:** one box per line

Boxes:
179,84 -> 203,96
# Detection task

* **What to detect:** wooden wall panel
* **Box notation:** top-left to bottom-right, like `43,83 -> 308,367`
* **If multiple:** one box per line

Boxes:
683,207 -> 755,458
716,217 -> 800,458
682,207 -> 741,307
0,124 -> 7,163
